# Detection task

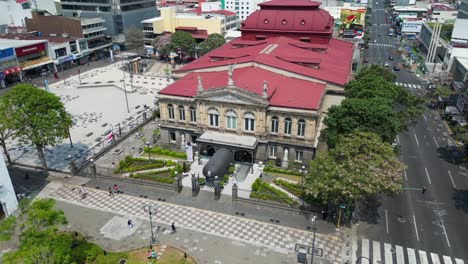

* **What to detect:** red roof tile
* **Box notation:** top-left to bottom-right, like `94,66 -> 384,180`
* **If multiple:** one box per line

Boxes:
160,67 -> 325,110
176,36 -> 353,86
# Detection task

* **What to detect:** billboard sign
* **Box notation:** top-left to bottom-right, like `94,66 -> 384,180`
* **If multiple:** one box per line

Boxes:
0,48 -> 15,61
402,21 -> 422,33
15,43 -> 46,57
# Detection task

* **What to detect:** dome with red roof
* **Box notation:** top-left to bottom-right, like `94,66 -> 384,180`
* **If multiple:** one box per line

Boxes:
240,0 -> 334,43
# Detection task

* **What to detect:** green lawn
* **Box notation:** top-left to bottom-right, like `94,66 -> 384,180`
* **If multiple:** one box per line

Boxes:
95,246 -> 196,264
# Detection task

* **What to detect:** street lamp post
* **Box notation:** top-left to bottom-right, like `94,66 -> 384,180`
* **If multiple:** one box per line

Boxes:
77,68 -> 82,85
311,214 -> 318,264
299,165 -> 308,207
68,126 -> 73,148
143,204 -> 158,245
145,141 -> 151,160
121,56 -> 130,113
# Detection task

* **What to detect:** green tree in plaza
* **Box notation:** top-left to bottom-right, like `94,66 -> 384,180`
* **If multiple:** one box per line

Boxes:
433,85 -> 453,99
0,99 -> 14,164
167,31 -> 196,58
1,84 -> 73,173
124,26 -> 145,51
321,98 -> 400,148
199,33 -> 226,56
356,64 -> 397,83
152,34 -> 171,57
304,131 -> 404,204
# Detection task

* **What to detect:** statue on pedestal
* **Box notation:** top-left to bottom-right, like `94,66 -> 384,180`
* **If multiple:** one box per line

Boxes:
281,148 -> 289,169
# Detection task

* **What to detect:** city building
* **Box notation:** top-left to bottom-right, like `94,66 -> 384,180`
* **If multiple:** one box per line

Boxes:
0,0 -> 33,28
222,0 -> 267,21
427,3 -> 458,23
24,12 -> 111,63
418,21 -> 450,63
0,46 -> 21,88
0,155 -> 18,219
443,19 -> 468,71
141,5 -> 236,41
59,0 -> 158,36
157,0 -> 354,165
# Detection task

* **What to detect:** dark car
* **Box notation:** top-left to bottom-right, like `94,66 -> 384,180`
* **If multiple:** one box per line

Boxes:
363,58 -> 369,63
365,45 -> 369,49
393,65 -> 400,71
388,56 -> 394,60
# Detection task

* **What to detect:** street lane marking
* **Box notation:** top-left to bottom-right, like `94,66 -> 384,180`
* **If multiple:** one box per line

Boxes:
423,114 -> 427,121
414,133 -> 420,146
385,209 -> 389,233
448,170 -> 456,188
433,136 -> 439,148
396,245 -> 404,264
425,167 -> 432,184
404,170 -> 407,181
413,215 -> 420,241
362,239 -> 370,263
407,248 -> 417,264
443,256 -> 453,264
373,240 -> 382,264
419,250 -> 429,264
384,243 -> 393,264
431,252 -> 441,264
440,218 -> 451,248
455,258 -> 465,264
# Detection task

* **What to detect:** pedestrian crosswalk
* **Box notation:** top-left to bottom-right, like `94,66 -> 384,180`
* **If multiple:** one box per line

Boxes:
395,82 -> 423,89
368,43 -> 396,47
357,239 -> 466,264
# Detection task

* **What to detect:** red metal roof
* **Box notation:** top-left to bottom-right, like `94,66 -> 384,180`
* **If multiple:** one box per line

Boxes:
175,36 -> 353,86
259,0 -> 322,8
160,67 -> 326,110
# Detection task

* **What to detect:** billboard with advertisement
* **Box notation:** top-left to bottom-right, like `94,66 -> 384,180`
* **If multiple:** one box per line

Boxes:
15,43 -> 46,57
402,21 -> 422,33
340,9 -> 366,37
0,48 -> 15,61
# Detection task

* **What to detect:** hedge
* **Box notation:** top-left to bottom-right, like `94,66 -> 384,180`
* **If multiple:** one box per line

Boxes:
250,178 -> 298,206
114,156 -> 166,173
130,168 -> 174,184
0,215 -> 17,241
263,166 -> 302,176
273,179 -> 303,197
144,147 -> 187,159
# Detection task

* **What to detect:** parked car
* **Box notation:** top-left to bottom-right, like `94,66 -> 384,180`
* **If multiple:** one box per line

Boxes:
363,58 -> 369,63
388,56 -> 394,60
393,65 -> 400,71
384,62 -> 389,67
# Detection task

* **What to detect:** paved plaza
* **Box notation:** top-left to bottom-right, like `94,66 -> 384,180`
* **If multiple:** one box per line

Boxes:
43,181 -> 344,263
5,60 -> 172,171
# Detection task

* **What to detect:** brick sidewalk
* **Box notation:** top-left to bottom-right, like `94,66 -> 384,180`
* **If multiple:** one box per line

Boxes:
48,182 -> 344,262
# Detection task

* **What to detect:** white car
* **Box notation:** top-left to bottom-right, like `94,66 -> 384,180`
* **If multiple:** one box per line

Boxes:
384,62 -> 389,67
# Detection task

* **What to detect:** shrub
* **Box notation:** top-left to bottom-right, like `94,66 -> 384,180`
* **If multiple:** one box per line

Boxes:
124,155 -> 132,164
0,215 -> 17,241
263,166 -> 302,176
198,178 -> 205,185
144,147 -> 187,159
251,178 -> 261,192
166,160 -> 174,166
161,150 -> 170,155
273,179 -> 302,197
175,163 -> 183,173
223,174 -> 229,182
228,166 -> 235,174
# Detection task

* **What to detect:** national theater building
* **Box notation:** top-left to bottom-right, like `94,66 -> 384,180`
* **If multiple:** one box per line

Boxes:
157,0 -> 354,165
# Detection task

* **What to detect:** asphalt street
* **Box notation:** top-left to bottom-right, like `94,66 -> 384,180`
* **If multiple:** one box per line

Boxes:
357,0 -> 468,261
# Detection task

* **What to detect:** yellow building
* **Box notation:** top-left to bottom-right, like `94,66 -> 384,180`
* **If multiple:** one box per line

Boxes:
142,6 -> 237,39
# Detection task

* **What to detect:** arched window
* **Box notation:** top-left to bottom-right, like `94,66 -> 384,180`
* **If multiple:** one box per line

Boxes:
244,112 -> 255,132
178,105 -> 185,121
168,104 -> 174,119
189,106 -> 197,122
271,116 -> 278,133
208,107 -> 219,127
297,119 -> 305,137
284,118 -> 292,135
226,110 -> 237,129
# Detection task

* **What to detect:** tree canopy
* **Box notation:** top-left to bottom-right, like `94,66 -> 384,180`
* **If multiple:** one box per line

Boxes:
305,131 -> 404,204
356,65 -> 397,83
199,33 -> 226,56
152,34 -> 171,56
124,26 -> 144,50
166,31 -> 196,58
2,84 -> 73,172
0,99 -> 14,164
322,98 -> 400,147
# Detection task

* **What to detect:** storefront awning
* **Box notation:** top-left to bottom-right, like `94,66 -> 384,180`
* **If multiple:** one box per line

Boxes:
2,66 -> 21,76
197,131 -> 258,150
21,59 -> 53,71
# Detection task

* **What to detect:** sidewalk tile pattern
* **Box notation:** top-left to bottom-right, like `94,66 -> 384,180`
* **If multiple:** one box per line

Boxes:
49,186 -> 343,262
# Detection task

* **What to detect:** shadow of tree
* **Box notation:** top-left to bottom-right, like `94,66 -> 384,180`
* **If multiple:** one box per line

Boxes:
354,196 -> 382,224
437,146 -> 464,165
453,189 -> 468,214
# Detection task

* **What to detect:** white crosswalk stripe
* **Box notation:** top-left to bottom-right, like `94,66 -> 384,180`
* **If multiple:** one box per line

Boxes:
358,239 -> 466,264
395,82 -> 422,89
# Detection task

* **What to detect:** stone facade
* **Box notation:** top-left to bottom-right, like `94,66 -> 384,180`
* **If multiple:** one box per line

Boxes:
158,85 -> 320,165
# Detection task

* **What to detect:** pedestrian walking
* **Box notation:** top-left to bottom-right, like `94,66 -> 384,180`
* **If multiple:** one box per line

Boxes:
127,219 -> 133,229
108,187 -> 114,197
113,184 -> 120,195
422,187 -> 426,194
171,222 -> 176,233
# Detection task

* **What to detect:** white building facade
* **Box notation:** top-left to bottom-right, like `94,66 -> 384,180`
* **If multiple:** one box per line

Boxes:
223,0 -> 267,21
0,155 -> 18,219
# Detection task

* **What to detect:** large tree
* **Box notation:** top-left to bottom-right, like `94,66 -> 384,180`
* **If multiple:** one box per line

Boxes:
199,33 -> 226,56
321,98 -> 400,147
0,99 -> 14,164
356,65 -> 397,83
166,31 -> 196,58
2,84 -> 73,173
124,26 -> 144,51
152,34 -> 171,56
345,75 -> 424,130
305,131 -> 404,204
